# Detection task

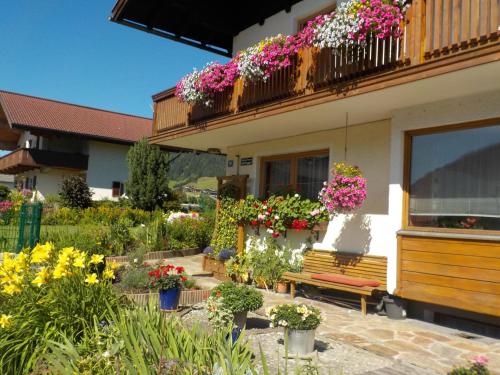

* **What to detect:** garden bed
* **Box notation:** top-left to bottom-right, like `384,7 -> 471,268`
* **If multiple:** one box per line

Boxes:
202,255 -> 231,281
107,248 -> 200,264
125,289 -> 211,307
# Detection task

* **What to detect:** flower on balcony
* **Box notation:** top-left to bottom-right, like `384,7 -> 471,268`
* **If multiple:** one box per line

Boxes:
319,162 -> 367,215
174,0 -> 409,106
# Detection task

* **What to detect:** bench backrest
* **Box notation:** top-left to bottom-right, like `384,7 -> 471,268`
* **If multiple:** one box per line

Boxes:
303,250 -> 387,290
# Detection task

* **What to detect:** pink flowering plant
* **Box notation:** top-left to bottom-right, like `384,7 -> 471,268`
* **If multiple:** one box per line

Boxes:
449,355 -> 490,375
319,162 -> 367,215
174,0 -> 409,106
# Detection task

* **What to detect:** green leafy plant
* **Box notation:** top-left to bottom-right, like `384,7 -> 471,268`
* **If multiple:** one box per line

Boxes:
0,244 -> 122,373
205,294 -> 234,330
126,138 -> 172,211
59,175 -> 93,209
211,281 -> 263,314
44,304 -> 256,374
210,197 -> 239,255
225,252 -> 250,283
267,303 -> 322,330
0,185 -> 10,201
166,216 -> 213,251
448,356 -> 491,375
247,238 -> 304,288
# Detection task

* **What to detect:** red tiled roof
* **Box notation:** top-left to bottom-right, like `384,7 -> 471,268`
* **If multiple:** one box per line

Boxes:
0,90 -> 152,143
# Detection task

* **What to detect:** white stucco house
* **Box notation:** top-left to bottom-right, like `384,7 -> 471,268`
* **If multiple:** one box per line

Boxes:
0,90 -> 151,200
111,0 -> 500,326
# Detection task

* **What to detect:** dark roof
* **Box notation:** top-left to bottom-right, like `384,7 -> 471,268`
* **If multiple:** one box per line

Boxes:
0,90 -> 152,144
110,0 -> 303,57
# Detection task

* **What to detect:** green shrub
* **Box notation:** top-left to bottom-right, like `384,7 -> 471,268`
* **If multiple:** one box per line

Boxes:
166,216 -> 214,250
39,225 -> 110,256
0,185 -> 10,201
448,357 -> 491,375
211,282 -> 263,314
59,175 -> 93,209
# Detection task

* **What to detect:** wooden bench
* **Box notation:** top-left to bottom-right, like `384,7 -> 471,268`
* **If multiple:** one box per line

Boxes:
283,250 -> 387,315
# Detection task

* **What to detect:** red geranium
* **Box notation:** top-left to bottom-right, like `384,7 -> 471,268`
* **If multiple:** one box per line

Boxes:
290,219 -> 309,230
147,262 -> 187,291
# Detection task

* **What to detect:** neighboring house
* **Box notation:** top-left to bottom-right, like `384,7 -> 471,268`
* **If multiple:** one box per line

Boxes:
0,90 -> 151,200
0,174 -> 14,190
110,0 -> 500,325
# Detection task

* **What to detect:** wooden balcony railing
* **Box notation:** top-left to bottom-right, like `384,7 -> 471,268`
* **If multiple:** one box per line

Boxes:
0,149 -> 89,174
152,0 -> 500,136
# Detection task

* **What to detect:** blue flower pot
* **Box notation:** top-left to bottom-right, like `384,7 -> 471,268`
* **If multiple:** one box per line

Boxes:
159,288 -> 180,311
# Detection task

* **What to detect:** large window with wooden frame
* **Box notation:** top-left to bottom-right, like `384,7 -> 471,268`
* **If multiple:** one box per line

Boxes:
260,150 -> 329,200
405,121 -> 500,232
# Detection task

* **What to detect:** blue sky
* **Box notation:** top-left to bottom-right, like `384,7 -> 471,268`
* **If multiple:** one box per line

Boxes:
0,0 -> 227,118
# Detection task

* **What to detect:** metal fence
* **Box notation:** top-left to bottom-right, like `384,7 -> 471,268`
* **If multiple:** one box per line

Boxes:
0,203 -> 42,253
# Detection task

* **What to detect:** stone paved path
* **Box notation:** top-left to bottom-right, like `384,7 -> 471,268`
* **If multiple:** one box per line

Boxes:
173,255 -> 500,375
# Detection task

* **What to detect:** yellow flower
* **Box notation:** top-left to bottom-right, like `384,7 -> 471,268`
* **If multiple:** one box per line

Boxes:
2,253 -> 15,272
102,269 -> 115,280
53,264 -> 69,279
32,267 -> 50,287
108,261 -> 120,270
0,314 -> 12,329
31,242 -> 53,264
61,247 -> 75,258
84,273 -> 99,285
90,254 -> 104,265
72,252 -> 87,269
3,283 -> 21,295
14,252 -> 29,271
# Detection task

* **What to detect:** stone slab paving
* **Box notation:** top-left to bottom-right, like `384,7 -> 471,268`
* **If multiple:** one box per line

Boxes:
258,291 -> 500,375
171,255 -> 500,374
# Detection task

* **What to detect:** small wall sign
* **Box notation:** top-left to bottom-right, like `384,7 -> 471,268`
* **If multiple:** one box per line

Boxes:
227,160 -> 234,168
240,157 -> 253,166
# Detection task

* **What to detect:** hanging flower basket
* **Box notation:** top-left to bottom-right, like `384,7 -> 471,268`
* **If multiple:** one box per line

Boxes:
319,162 -> 367,215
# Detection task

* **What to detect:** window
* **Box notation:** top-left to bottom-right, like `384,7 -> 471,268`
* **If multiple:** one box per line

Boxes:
297,4 -> 336,31
112,181 -> 124,198
261,150 -> 329,199
406,122 -> 500,231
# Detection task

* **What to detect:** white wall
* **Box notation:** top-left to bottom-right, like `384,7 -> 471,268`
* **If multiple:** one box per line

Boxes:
233,0 -> 336,53
17,168 -> 82,200
86,141 -> 130,200
226,119 -> 392,268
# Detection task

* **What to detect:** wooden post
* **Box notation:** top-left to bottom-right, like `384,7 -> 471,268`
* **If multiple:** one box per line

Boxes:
237,223 -> 245,254
360,295 -> 367,316
290,281 -> 296,298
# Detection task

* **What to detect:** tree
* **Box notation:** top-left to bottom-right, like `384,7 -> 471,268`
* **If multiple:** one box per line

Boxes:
126,138 -> 171,211
59,175 -> 93,208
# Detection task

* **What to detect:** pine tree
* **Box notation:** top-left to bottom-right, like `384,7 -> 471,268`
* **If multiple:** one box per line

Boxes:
126,138 -> 171,211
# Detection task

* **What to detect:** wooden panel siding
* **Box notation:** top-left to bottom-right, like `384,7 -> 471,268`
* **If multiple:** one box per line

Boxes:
151,1 -> 500,137
396,234 -> 500,317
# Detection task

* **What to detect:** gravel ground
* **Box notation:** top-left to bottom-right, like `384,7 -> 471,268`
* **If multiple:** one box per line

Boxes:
181,306 -> 437,375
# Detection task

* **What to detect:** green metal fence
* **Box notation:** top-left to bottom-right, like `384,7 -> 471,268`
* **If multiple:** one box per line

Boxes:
0,203 -> 43,253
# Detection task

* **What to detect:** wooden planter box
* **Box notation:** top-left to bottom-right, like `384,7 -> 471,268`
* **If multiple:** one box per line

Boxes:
125,289 -> 211,307
202,256 -> 231,281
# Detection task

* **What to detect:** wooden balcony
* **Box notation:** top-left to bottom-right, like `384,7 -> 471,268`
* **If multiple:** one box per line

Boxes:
0,149 -> 89,174
152,0 -> 500,140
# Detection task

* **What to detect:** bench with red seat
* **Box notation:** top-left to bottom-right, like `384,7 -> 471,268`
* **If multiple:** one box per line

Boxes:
283,250 -> 387,315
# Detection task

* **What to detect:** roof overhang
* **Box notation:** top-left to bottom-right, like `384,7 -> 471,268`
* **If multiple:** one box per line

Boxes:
110,0 -> 303,57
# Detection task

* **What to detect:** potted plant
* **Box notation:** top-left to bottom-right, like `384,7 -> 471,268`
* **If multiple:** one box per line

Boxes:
147,262 -> 187,311
267,303 -> 322,355
210,281 -> 263,329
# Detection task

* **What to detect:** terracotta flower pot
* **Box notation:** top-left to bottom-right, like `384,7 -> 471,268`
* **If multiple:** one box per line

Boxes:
275,281 -> 288,294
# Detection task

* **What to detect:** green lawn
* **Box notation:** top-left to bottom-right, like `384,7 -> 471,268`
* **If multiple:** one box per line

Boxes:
170,177 -> 217,191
